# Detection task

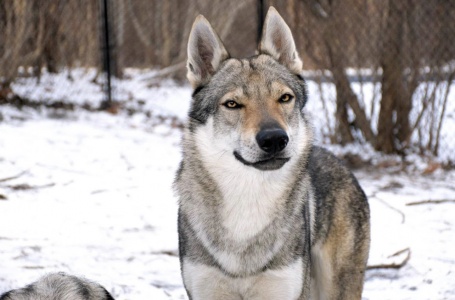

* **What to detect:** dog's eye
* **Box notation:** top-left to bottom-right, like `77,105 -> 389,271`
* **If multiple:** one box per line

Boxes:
279,93 -> 294,103
223,100 -> 242,109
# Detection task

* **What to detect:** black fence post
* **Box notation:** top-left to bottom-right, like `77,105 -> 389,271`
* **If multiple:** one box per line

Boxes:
257,0 -> 266,45
99,0 -> 113,110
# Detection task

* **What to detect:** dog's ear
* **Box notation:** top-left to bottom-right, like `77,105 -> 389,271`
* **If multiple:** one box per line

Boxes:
187,15 -> 229,88
259,7 -> 303,74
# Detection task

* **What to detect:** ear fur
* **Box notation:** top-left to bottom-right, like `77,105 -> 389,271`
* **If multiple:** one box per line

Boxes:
259,7 -> 303,74
187,15 -> 230,88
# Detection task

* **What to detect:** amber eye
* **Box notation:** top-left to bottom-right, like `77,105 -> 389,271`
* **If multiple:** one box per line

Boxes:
279,93 -> 294,103
223,100 -> 241,109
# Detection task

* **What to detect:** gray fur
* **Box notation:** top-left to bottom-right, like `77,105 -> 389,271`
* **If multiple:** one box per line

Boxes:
176,6 -> 370,300
0,273 -> 114,300
189,56 -> 307,126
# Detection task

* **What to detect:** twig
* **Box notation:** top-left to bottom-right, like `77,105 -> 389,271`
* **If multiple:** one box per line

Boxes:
23,266 -> 45,270
151,250 -> 178,257
0,170 -> 28,183
388,247 -> 410,258
91,189 -> 107,195
373,195 -> 406,224
367,248 -> 411,270
406,199 -> 455,206
7,183 -> 55,191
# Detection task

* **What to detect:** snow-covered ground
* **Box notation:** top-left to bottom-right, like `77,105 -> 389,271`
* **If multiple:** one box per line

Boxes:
0,111 -> 184,299
1,69 -> 455,299
9,68 -> 455,163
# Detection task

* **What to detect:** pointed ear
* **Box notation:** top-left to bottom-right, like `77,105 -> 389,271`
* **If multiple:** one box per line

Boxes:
258,7 -> 303,74
187,15 -> 230,88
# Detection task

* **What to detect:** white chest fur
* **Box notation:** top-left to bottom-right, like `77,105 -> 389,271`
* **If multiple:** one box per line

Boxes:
183,258 -> 304,300
217,166 -> 288,241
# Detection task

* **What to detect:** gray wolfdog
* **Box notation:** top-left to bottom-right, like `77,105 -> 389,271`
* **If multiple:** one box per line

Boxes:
0,7 -> 369,300
0,273 -> 114,300
174,6 -> 370,300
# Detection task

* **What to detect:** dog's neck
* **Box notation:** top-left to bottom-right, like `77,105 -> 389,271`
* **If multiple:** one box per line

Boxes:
213,161 -> 295,241
190,118 -> 310,241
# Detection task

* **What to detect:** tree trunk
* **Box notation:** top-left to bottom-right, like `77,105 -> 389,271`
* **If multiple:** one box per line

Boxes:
376,1 -> 408,153
326,36 -> 376,145
326,43 -> 355,144
335,89 -> 355,145
331,63 -> 375,143
43,1 -> 60,73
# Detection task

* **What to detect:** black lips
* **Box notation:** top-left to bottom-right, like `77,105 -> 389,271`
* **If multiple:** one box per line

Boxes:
233,151 -> 290,171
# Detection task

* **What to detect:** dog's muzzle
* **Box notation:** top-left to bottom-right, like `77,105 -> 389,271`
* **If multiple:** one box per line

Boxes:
234,127 -> 290,170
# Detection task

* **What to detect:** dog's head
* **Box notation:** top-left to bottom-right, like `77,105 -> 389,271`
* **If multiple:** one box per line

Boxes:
186,7 -> 311,172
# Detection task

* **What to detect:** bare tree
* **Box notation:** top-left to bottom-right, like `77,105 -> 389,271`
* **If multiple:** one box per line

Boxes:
1,0 -> 454,159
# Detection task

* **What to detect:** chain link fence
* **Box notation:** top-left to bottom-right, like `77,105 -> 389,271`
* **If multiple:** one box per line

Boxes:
1,0 -> 454,163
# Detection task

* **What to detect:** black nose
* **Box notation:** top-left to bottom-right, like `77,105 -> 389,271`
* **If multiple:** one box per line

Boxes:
256,128 -> 289,154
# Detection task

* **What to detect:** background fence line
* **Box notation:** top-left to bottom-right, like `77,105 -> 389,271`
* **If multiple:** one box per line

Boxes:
0,0 -> 454,162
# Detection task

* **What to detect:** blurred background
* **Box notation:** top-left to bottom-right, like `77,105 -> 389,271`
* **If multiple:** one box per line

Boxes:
1,0 -> 454,163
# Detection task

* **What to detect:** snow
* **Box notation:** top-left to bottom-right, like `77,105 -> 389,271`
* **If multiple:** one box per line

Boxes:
0,114 -> 184,299
361,171 -> 455,299
305,77 -> 455,164
1,69 -> 455,299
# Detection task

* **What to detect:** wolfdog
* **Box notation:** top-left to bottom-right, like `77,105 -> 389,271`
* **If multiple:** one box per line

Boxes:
0,273 -> 114,300
174,6 -> 370,300
0,7 -> 369,300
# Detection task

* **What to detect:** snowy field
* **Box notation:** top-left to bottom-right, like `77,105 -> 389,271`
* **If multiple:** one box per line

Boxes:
1,69 -> 455,299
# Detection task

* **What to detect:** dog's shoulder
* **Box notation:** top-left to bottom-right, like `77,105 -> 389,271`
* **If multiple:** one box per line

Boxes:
307,145 -> 369,242
307,145 -> 368,220
307,146 -> 364,194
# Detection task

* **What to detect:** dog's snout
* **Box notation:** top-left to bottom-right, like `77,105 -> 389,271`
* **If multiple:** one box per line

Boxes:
256,128 -> 289,154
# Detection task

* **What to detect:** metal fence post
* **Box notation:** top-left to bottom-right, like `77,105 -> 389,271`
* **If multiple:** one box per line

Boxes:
99,0 -> 113,110
257,0 -> 266,45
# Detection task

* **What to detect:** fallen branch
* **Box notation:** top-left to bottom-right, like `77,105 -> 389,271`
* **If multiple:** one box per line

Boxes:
367,248 -> 411,270
388,247 -> 411,258
7,183 -> 55,191
374,195 -> 406,224
151,250 -> 178,257
406,199 -> 455,206
0,170 -> 28,183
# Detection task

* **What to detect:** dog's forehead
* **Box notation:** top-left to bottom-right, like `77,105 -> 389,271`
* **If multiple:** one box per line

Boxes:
211,55 -> 293,93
